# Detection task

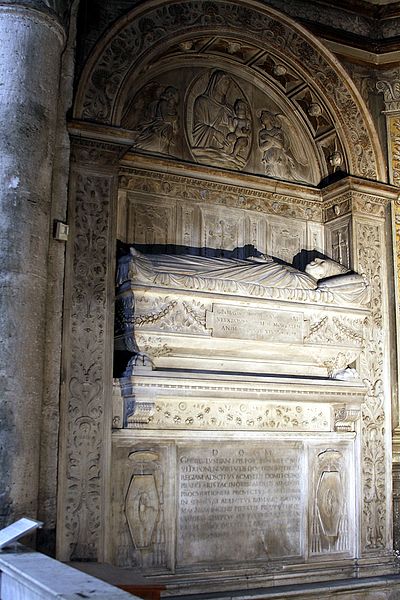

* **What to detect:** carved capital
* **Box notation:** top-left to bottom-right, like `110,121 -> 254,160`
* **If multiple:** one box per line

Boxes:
0,0 -> 68,38
377,76 -> 400,113
334,405 -> 360,432
70,137 -> 126,171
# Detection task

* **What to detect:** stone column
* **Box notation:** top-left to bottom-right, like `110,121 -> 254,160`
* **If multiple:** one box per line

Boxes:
0,3 -> 65,527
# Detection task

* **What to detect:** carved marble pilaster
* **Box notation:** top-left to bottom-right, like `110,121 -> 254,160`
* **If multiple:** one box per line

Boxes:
377,75 -> 400,552
394,461 -> 400,552
353,206 -> 391,554
323,181 -> 397,555
387,116 -> 400,188
393,200 -> 400,306
392,199 -> 400,513
57,138 -> 123,561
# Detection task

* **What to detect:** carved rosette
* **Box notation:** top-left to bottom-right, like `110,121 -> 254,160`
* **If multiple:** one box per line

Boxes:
356,220 -> 387,552
59,142 -> 120,561
135,398 -> 331,432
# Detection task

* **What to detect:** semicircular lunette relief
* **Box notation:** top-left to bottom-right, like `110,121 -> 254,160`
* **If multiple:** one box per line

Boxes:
75,0 -> 383,180
120,66 -> 321,185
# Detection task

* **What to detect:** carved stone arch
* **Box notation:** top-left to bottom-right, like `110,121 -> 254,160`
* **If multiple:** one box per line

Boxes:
74,0 -> 385,182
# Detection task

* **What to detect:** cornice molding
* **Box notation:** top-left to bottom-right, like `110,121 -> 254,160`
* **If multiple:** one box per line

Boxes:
300,18 -> 400,57
309,0 -> 400,19
323,40 -> 400,68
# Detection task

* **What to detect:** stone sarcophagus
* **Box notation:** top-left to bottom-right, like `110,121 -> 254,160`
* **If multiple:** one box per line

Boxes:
109,245 -> 387,594
115,249 -> 370,379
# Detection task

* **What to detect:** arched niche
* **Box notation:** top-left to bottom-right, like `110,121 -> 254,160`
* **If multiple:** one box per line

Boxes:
74,0 -> 385,184
59,0 -> 398,572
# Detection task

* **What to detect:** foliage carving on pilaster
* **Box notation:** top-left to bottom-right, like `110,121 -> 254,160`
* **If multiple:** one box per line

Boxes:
388,117 -> 400,187
65,173 -> 111,560
393,462 -> 400,552
357,221 -> 386,551
394,201 -> 400,298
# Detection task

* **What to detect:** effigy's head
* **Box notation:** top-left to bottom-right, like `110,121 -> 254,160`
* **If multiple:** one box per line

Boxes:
305,257 -> 348,280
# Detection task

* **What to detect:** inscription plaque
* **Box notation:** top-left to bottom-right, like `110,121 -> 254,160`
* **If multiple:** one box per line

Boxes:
177,442 -> 304,565
206,305 -> 303,342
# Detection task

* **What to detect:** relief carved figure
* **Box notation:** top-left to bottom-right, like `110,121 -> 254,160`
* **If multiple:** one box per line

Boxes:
191,70 -> 252,169
305,258 -> 368,304
118,249 -> 369,305
225,99 -> 251,161
122,82 -> 179,156
258,110 -> 311,183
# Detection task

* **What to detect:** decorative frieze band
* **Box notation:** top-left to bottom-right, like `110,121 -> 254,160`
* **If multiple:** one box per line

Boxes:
119,166 -> 324,222
119,166 -> 392,228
